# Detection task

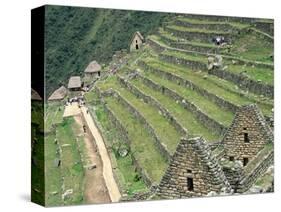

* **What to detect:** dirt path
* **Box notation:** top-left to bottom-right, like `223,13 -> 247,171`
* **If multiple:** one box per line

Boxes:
81,106 -> 121,202
74,115 -> 111,204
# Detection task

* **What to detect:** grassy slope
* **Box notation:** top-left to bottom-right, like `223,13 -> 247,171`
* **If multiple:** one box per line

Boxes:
45,5 -> 170,95
56,118 -> 84,205
92,103 -> 147,196
98,77 -> 182,153
131,78 -> 221,141
105,96 -> 167,183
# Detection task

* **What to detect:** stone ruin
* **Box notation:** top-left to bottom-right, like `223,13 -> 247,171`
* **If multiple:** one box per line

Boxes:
157,104 -> 274,198
157,136 -> 232,199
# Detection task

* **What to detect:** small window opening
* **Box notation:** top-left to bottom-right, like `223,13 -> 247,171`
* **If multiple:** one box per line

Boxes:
187,169 -> 192,173
229,156 -> 234,161
243,158 -> 249,166
244,133 -> 249,143
187,177 -> 194,191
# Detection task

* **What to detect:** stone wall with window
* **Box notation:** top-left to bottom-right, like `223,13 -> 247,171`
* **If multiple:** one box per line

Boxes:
157,137 -> 231,198
222,104 -> 273,165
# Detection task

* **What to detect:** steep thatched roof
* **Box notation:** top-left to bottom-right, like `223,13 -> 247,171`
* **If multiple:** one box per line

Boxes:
48,86 -> 67,101
68,76 -> 81,89
31,88 -> 42,101
84,60 -> 101,73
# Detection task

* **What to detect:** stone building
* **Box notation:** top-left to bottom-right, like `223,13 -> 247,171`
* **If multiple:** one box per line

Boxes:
67,76 -> 81,91
84,60 -> 102,77
157,104 -> 273,198
222,104 -> 273,166
157,137 -> 232,199
130,31 -> 144,52
48,86 -> 67,101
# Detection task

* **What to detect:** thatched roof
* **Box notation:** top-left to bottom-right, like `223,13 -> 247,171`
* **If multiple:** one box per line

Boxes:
31,88 -> 42,101
130,31 -> 144,44
48,86 -> 67,101
84,60 -> 102,73
68,76 -> 81,89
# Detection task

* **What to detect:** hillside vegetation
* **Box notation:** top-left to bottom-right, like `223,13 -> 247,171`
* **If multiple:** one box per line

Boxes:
45,6 -> 170,95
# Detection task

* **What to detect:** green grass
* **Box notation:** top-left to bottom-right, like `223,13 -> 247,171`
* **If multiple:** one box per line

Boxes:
158,29 -> 220,48
98,77 -> 182,153
163,49 -> 273,85
105,96 -> 167,183
226,64 -> 273,85
229,30 -> 273,63
45,102 -> 64,132
31,125 -> 45,205
142,58 -> 273,115
138,69 -> 234,126
84,89 -> 100,103
56,118 -> 84,205
92,104 -> 147,195
176,17 -> 250,29
166,24 -> 230,34
45,133 -> 63,206
163,49 -> 207,63
131,78 -> 221,141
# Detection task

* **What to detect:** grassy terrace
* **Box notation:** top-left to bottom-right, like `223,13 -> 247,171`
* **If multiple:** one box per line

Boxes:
166,25 -> 230,34
226,64 -> 273,85
138,69 -> 234,126
45,102 -> 64,132
229,30 -> 273,63
97,77 -> 182,153
131,78 -> 221,141
104,96 -> 167,183
162,50 -> 274,85
45,133 -> 63,206
141,58 -> 273,116
157,29 -> 219,49
176,17 -> 250,29
89,103 -> 147,196
56,118 -> 84,205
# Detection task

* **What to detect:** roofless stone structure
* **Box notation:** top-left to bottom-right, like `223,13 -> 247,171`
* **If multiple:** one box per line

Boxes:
130,31 -> 144,52
157,137 -> 232,198
222,104 -> 273,166
157,104 -> 273,198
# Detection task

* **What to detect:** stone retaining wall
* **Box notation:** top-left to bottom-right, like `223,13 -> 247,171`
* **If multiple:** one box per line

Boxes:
254,21 -> 274,36
107,90 -> 172,161
146,38 -> 166,53
117,75 -> 187,136
174,19 -> 239,32
160,53 -> 273,98
102,101 -> 154,187
139,60 -> 239,114
237,148 -> 274,193
136,70 -> 227,136
182,14 -> 257,24
150,32 -> 273,70
160,53 -> 207,70
210,68 -> 274,98
164,25 -> 234,43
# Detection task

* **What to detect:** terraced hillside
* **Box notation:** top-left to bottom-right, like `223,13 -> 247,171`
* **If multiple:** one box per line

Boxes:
87,14 -> 274,196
